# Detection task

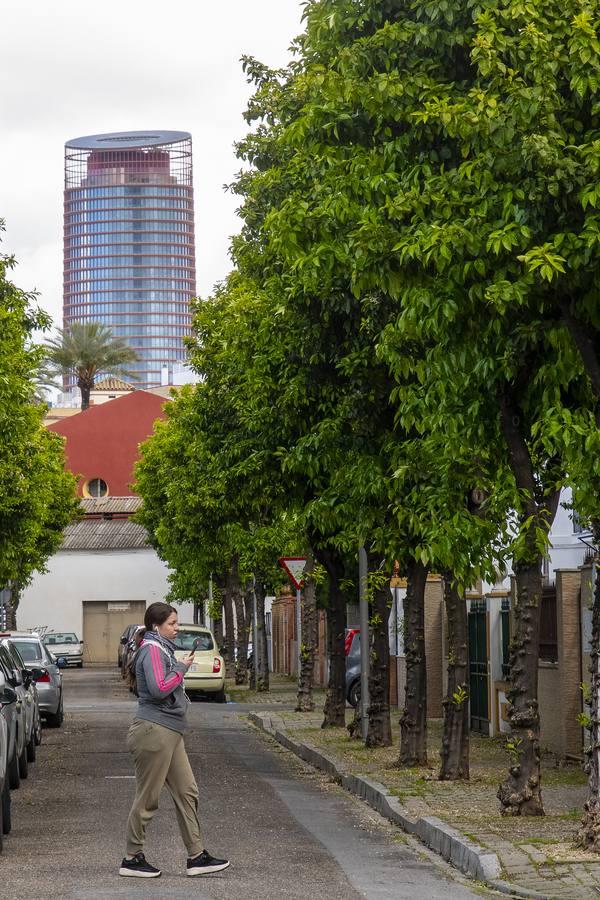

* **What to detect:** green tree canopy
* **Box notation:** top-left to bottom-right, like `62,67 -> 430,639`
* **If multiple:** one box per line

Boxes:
0,248 -> 78,592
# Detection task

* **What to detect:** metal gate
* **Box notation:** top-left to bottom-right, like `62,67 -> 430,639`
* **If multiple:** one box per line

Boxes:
83,600 -> 146,663
469,599 -> 489,734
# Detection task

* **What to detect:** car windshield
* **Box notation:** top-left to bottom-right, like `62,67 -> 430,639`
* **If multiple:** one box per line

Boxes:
174,630 -> 214,652
12,641 -> 42,662
45,633 -> 78,645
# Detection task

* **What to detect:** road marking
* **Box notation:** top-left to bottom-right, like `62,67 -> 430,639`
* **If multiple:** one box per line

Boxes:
105,775 -> 136,779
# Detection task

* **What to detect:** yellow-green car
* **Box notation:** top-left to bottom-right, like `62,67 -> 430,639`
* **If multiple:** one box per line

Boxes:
173,625 -> 226,703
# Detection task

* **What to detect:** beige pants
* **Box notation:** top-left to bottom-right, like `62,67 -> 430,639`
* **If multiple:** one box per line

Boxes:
125,719 -> 204,857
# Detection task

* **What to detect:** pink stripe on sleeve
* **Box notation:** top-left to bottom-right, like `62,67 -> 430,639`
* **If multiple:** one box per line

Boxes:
148,644 -> 183,693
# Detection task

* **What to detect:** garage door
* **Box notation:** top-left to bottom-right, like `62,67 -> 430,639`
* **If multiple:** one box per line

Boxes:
82,601 -> 147,664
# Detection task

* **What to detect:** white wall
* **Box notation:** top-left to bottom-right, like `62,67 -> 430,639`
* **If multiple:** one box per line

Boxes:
18,549 -> 195,636
547,487 -> 592,580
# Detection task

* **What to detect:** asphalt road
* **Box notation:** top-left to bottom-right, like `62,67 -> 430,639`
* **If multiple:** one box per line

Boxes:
1,667 -> 487,899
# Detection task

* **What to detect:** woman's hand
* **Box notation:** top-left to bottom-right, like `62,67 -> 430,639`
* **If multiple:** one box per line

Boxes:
182,651 -> 195,669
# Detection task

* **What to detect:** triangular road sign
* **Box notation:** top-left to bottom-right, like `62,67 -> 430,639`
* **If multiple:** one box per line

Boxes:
279,557 -> 307,590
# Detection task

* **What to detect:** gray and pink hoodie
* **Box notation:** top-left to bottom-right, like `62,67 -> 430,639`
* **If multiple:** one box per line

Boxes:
134,632 -> 189,734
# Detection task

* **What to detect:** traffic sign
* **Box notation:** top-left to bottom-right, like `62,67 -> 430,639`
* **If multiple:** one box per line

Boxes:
278,557 -> 307,590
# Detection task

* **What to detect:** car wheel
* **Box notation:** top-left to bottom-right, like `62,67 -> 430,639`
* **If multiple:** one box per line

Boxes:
77,662 -> 83,669
26,731 -> 36,763
8,749 -> 20,790
46,694 -> 64,728
18,741 -> 28,780
348,679 -> 361,709
34,709 -> 42,747
213,688 -> 226,704
2,777 -> 11,835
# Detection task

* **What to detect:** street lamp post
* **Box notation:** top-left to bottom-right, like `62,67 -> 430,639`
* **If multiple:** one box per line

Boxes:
359,545 -> 370,741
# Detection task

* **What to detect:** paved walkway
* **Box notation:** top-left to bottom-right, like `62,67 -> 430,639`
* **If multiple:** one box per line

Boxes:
1,668 -> 484,899
250,686 -> 600,900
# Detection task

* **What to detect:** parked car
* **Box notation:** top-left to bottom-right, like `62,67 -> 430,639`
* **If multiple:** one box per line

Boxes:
121,626 -> 144,683
0,639 -> 42,769
346,629 -> 361,708
7,633 -> 65,728
119,624 -> 143,669
0,671 -> 15,848
0,641 -> 34,780
173,625 -> 226,702
43,632 -> 84,667
0,644 -> 25,790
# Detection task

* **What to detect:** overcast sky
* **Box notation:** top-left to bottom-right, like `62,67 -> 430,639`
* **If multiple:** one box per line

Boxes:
0,0 -> 304,330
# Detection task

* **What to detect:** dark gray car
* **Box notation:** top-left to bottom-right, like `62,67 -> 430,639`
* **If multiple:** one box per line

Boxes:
346,631 -> 361,708
0,647 -> 22,792
0,670 -> 16,847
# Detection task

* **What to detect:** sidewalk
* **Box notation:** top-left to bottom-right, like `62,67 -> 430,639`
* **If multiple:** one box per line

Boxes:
234,676 -> 600,899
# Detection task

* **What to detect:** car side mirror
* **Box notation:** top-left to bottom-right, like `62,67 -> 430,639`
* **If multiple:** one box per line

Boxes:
56,657 -> 68,668
30,667 -> 46,681
1,685 -> 17,706
23,669 -> 33,687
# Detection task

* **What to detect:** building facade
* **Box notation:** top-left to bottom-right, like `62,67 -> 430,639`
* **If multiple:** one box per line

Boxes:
47,389 -> 168,498
63,130 -> 196,389
17,497 -> 196,663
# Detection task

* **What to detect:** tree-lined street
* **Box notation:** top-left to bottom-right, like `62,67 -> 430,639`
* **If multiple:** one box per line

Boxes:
1,670 -> 481,899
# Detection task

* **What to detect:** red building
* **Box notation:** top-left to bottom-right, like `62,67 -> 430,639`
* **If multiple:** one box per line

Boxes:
48,390 -> 167,497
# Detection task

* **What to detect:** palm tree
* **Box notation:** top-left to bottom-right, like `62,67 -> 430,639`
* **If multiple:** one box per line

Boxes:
45,322 -> 139,410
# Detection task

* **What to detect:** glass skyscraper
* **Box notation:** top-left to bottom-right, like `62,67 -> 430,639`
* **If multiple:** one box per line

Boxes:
63,131 -> 196,389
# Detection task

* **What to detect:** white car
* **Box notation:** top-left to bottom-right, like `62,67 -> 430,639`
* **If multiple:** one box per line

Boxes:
43,632 -> 84,668
173,625 -> 226,702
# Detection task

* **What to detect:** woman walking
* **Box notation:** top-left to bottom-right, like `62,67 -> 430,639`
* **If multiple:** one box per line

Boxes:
119,601 -> 230,879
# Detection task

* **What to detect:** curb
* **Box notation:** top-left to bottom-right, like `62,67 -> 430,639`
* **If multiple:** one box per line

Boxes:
248,712 -> 550,899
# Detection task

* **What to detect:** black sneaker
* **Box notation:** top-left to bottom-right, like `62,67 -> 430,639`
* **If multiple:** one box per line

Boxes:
186,849 -> 230,876
119,852 -> 162,878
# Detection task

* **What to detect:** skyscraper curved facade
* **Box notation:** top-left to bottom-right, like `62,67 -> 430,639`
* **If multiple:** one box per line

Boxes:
63,131 -> 195,389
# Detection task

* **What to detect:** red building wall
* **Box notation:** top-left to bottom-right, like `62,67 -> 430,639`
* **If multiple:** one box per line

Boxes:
48,391 -> 168,497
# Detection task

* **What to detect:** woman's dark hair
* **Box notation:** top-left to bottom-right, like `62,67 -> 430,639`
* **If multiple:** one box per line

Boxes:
135,602 -> 177,648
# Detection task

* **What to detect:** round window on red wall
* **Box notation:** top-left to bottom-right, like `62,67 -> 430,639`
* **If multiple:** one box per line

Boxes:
84,478 -> 109,498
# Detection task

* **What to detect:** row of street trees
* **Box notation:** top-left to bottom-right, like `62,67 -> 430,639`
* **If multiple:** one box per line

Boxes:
0,237 -> 79,622
135,0 -> 600,838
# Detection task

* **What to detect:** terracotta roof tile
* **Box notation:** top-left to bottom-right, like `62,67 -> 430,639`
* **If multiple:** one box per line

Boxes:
92,377 -> 135,392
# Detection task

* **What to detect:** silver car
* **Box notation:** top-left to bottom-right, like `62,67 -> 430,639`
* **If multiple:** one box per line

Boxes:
0,671 -> 15,846
7,634 -> 64,728
43,632 -> 83,668
0,642 -> 31,782
0,645 -> 24,790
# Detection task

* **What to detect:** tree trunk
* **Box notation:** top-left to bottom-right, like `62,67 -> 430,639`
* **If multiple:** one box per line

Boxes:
246,584 -> 256,690
440,574 -> 469,781
209,577 -> 224,647
318,547 -> 347,728
221,575 -> 236,680
230,559 -> 249,685
255,580 -> 270,692
399,559 -> 428,766
496,391 -> 561,816
557,328 -> 600,843
78,377 -> 92,411
578,522 -> 600,848
497,550 -> 545,816
296,550 -> 317,712
366,575 -> 392,747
